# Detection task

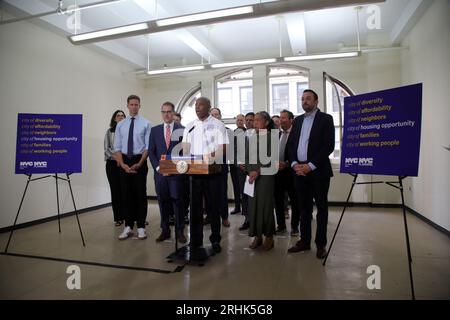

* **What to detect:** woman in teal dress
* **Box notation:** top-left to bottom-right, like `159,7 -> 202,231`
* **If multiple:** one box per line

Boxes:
245,111 -> 276,250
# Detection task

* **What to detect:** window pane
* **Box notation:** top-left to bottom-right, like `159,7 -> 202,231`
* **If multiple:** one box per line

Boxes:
218,88 -> 233,116
240,86 -> 253,114
180,90 -> 201,126
332,127 -> 341,159
323,74 -> 354,162
296,82 -> 308,113
269,66 -> 309,116
272,83 -> 289,114
216,68 -> 253,118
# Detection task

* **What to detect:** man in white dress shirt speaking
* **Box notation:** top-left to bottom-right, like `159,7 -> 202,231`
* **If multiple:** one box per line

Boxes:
182,97 -> 229,254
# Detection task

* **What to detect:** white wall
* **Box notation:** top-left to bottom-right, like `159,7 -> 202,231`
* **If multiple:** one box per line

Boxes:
401,0 -> 450,231
0,20 -> 144,229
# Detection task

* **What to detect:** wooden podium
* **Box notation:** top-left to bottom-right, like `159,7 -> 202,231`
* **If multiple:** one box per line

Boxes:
159,155 -> 221,175
159,155 -> 221,266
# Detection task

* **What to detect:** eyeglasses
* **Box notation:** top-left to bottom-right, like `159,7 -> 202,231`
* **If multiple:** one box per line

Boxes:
161,111 -> 173,114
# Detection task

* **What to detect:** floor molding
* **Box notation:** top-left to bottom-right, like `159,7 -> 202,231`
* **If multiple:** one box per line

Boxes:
1,199 -> 448,237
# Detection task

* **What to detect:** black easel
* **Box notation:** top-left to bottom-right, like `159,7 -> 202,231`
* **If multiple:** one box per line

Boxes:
4,173 -> 86,253
323,174 -> 415,300
166,175 -> 211,266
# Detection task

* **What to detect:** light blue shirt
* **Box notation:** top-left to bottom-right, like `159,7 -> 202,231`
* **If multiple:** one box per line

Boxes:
114,114 -> 151,155
292,108 -> 318,171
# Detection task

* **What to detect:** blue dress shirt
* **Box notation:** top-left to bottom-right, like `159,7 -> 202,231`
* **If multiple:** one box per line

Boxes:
114,114 -> 151,155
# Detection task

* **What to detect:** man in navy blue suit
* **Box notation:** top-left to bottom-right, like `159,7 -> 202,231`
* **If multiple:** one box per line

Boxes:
148,101 -> 186,243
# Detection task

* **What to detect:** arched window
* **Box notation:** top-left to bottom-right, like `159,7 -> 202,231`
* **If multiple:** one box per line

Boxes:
176,82 -> 201,127
323,72 -> 355,161
214,68 -> 253,121
268,65 -> 309,115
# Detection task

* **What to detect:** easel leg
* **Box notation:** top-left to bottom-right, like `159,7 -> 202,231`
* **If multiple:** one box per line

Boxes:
398,176 -> 415,300
4,174 -> 32,253
323,174 -> 358,266
66,174 -> 86,247
55,173 -> 61,233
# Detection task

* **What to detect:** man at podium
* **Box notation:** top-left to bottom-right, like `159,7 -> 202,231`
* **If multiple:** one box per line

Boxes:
182,97 -> 229,254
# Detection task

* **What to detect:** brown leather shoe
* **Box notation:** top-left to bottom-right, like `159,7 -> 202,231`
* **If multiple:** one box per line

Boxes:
177,232 -> 187,244
287,240 -> 311,253
249,236 -> 263,249
155,232 -> 170,242
262,236 -> 274,251
316,246 -> 327,259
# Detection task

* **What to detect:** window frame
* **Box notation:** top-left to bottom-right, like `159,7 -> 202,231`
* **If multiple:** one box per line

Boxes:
323,72 -> 355,167
266,64 -> 310,116
214,68 -> 254,121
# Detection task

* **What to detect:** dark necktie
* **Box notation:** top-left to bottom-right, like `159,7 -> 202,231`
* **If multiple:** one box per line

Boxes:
127,117 -> 135,157
279,131 -> 288,161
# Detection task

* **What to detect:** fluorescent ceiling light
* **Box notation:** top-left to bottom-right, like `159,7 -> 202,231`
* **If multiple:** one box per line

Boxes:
147,65 -> 205,75
156,6 -> 254,27
284,51 -> 359,61
211,58 -> 277,69
70,22 -> 149,42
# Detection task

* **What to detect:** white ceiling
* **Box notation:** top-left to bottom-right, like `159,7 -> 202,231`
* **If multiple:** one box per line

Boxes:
2,0 -> 422,71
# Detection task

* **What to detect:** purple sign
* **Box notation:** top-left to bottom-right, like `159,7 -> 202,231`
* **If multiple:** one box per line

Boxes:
15,114 -> 82,174
340,84 -> 422,176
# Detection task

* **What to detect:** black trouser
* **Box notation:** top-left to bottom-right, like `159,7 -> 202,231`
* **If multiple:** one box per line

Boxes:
229,165 -> 241,211
120,154 -> 148,229
274,168 -> 300,231
294,174 -> 330,248
238,169 -> 249,222
183,176 -> 190,219
105,159 -> 124,222
190,174 -> 221,247
218,166 -> 229,220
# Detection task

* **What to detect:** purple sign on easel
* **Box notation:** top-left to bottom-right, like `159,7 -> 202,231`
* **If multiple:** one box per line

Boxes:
340,84 -> 422,177
15,113 -> 82,174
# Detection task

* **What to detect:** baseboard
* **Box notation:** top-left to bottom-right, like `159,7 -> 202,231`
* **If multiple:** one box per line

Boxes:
328,201 -> 403,208
404,205 -> 450,237
1,199 -> 448,237
328,202 -> 449,236
0,203 -> 112,234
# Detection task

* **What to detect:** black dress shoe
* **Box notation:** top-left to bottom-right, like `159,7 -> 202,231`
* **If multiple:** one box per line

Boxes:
177,232 -> 187,244
230,209 -> 241,215
239,222 -> 249,231
287,240 -> 311,253
211,242 -> 222,253
155,232 -> 171,242
316,247 -> 327,259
